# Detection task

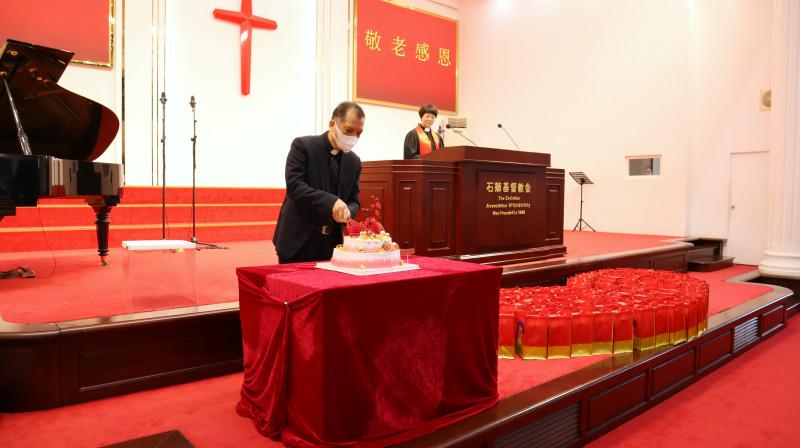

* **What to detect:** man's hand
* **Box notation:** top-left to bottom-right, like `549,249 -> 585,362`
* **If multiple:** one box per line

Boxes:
332,199 -> 351,223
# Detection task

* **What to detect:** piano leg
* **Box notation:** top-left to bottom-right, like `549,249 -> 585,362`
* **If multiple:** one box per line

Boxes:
89,201 -> 115,266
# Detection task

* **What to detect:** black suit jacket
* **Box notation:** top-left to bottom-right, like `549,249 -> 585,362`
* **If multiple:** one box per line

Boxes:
272,131 -> 361,260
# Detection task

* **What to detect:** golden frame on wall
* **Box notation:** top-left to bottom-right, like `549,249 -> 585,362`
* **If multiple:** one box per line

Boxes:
72,0 -> 116,67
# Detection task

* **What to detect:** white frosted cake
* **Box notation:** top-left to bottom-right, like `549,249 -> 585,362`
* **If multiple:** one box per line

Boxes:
331,230 -> 401,270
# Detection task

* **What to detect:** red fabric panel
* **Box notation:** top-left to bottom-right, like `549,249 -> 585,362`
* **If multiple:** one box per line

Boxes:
0,0 -> 111,64
236,257 -> 501,446
355,0 -> 458,112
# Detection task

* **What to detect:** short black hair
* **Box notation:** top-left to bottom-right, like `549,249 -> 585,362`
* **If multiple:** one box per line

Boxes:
331,101 -> 365,121
418,104 -> 438,118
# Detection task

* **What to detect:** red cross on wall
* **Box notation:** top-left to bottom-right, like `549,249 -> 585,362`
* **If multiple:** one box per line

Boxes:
213,0 -> 278,95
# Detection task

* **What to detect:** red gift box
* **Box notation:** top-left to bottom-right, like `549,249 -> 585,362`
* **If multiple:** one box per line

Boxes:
612,309 -> 634,354
498,305 -> 516,359
654,302 -> 671,347
669,302 -> 688,345
547,312 -> 572,359
694,284 -> 709,333
633,305 -> 656,351
592,310 -> 613,355
570,312 -> 593,357
518,312 -> 548,359
686,299 -> 698,341
500,268 -> 711,360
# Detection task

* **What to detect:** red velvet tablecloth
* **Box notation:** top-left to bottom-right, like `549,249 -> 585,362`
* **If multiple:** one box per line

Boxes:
235,256 -> 502,447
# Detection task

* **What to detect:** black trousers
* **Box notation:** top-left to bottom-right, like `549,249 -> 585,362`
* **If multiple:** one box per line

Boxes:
278,230 -> 341,264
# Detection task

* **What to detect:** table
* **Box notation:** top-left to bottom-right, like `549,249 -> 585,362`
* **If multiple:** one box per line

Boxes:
235,256 -> 502,446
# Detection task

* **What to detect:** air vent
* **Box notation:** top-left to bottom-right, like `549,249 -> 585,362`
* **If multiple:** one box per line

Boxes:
496,403 -> 580,448
733,317 -> 759,352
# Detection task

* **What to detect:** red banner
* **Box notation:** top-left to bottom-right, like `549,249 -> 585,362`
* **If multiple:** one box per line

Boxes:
0,0 -> 113,66
354,0 -> 458,113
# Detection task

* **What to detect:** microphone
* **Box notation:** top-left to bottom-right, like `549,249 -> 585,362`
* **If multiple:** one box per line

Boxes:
446,124 -> 478,145
160,91 -> 167,105
189,95 -> 196,109
497,123 -> 520,150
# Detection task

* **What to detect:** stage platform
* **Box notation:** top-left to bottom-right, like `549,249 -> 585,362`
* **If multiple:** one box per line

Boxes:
0,231 -> 793,446
0,231 -> 681,323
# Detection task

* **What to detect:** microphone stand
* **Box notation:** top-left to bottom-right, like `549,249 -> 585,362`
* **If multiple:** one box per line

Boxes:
160,92 -> 167,240
190,96 -> 197,243
446,125 -> 478,145
497,123 -> 520,150
0,75 -> 34,278
2,75 -> 32,156
187,96 -> 226,250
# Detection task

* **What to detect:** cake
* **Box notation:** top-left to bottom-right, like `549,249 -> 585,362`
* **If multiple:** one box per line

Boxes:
331,217 -> 401,269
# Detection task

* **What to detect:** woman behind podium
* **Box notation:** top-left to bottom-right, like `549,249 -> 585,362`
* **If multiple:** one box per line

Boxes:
404,104 -> 445,159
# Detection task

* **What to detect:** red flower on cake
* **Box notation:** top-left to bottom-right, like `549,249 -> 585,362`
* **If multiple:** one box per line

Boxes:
364,216 -> 385,234
345,196 -> 386,236
346,219 -> 365,237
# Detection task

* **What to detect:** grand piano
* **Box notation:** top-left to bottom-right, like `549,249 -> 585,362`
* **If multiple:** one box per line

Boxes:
0,40 -> 122,264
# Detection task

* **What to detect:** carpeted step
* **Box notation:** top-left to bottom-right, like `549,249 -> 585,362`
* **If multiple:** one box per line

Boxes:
688,256 -> 735,272
104,430 -> 194,448
0,187 -> 284,252
0,203 -> 280,227
688,246 -> 716,259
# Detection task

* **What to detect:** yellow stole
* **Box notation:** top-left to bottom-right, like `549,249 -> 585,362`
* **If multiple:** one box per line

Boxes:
416,125 -> 441,156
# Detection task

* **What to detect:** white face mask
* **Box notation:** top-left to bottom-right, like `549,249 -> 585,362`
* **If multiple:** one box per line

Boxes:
333,122 -> 359,152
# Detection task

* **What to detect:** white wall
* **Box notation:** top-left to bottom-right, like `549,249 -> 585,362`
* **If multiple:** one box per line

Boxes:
687,0 -> 772,238
49,0 -> 773,240
157,0 -> 317,187
458,0 -> 693,236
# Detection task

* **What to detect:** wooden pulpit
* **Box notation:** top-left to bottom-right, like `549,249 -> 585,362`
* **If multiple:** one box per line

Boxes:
359,146 -> 566,265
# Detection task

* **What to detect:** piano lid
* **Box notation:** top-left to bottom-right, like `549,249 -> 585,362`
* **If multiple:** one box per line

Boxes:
0,39 -> 119,161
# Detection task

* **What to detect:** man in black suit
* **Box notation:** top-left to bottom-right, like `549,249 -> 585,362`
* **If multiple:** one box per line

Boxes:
273,102 -> 365,263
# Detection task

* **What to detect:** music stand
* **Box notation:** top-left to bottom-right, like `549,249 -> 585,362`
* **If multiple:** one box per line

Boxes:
569,172 -> 596,232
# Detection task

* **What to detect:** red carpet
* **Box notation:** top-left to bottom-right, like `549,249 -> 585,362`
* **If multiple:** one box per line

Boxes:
0,280 -> 788,447
589,318 -> 800,448
0,241 -> 277,323
0,360 -> 612,447
0,232 -> 683,324
688,264 -> 772,314
562,230 -> 680,259
0,187 -> 284,252
0,264 -> 781,448
0,373 -> 275,448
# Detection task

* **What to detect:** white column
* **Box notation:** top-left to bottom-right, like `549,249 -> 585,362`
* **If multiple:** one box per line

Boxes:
759,0 -> 800,279
315,0 -> 350,131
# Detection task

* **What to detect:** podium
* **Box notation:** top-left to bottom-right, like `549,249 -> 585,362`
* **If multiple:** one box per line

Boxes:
359,146 -> 566,265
